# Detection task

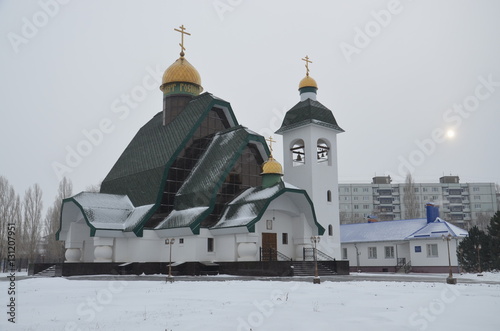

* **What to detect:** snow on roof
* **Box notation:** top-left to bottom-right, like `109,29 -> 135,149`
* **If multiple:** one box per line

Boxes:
69,192 -> 154,231
406,217 -> 468,238
340,218 -> 468,243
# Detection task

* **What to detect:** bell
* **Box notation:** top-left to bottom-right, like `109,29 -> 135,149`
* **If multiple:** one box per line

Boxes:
296,154 -> 302,162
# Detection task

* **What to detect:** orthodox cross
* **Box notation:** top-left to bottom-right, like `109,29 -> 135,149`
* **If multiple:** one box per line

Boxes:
302,55 -> 312,76
174,25 -> 191,56
266,136 -> 277,154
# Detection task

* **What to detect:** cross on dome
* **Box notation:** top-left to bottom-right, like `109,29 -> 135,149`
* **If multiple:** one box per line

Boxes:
174,25 -> 191,57
302,55 -> 312,76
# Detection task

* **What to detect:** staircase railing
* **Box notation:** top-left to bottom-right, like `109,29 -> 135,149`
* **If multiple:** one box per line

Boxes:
404,260 -> 412,273
260,247 -> 292,261
303,247 -> 335,261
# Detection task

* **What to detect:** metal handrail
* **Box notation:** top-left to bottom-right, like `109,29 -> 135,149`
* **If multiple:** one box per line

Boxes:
303,248 -> 335,261
260,247 -> 292,261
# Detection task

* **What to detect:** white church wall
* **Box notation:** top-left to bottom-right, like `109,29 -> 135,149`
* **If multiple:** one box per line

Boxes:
281,124 -> 342,260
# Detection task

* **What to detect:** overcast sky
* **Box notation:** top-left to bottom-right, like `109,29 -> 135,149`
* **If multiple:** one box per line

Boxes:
1,0 -> 499,209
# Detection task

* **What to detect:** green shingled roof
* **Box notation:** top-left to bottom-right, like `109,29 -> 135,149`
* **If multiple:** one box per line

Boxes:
275,99 -> 344,134
155,126 -> 268,233
100,93 -> 238,208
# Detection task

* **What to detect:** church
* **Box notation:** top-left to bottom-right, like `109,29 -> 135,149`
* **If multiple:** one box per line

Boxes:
55,26 -> 346,275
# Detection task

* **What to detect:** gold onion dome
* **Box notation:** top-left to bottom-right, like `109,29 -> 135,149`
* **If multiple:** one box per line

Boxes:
160,56 -> 202,91
261,156 -> 283,175
299,75 -> 318,90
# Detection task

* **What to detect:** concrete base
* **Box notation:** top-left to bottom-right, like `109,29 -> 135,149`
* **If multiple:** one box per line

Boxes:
446,277 -> 457,284
313,277 -> 321,284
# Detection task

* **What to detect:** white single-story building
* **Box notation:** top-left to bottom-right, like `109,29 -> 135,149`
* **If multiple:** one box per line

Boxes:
340,205 -> 468,273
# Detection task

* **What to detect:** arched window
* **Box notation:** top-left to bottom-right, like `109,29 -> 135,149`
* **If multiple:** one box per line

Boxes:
328,224 -> 333,236
327,190 -> 332,202
291,139 -> 305,167
317,139 -> 330,164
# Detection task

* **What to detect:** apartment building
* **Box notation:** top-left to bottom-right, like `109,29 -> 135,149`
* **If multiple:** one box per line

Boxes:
339,176 -> 498,228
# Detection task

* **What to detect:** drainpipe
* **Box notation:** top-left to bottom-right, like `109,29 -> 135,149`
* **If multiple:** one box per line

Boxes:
354,243 -> 360,272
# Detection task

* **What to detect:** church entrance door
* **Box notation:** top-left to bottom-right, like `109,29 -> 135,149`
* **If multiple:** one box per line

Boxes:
261,233 -> 277,261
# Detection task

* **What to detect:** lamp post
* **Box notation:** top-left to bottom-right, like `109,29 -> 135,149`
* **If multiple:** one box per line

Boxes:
475,243 -> 483,276
310,236 -> 321,284
441,234 -> 456,284
165,238 -> 175,282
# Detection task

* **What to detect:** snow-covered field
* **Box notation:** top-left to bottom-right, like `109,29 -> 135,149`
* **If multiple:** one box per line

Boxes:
1,273 -> 499,331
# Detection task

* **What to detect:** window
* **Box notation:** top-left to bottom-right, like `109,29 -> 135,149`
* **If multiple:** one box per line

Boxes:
354,196 -> 359,201
473,187 -> 479,192
344,187 -> 350,193
179,238 -> 184,244
384,246 -> 394,259
207,238 -> 214,252
282,233 -> 288,245
291,139 -> 305,166
353,188 -> 358,192
327,190 -> 332,202
342,248 -> 348,260
363,187 -> 369,192
426,244 -> 438,257
474,203 -> 481,209
368,247 -> 377,259
363,204 -> 369,209
414,188 -> 419,193
415,246 -> 422,253
328,224 -> 333,236
432,187 -> 439,192
354,205 -> 359,210
423,188 -> 428,192
474,195 -> 481,200
363,196 -> 369,201
317,139 -> 329,164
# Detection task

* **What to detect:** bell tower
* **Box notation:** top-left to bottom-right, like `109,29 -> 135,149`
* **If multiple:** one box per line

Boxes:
275,56 -> 344,259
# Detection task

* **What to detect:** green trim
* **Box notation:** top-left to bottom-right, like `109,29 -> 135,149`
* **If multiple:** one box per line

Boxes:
132,95 -> 241,236
59,197 -> 97,238
299,86 -> 318,94
211,185 -> 325,236
262,174 -> 282,188
161,82 -> 202,96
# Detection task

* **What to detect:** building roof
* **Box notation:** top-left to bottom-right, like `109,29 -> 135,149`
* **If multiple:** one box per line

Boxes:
340,218 -> 468,244
56,192 -> 154,239
275,98 -> 344,134
100,92 -> 238,207
154,126 -> 268,233
210,181 -> 325,235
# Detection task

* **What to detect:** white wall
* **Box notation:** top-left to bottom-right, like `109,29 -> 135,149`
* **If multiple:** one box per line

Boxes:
409,238 -> 461,267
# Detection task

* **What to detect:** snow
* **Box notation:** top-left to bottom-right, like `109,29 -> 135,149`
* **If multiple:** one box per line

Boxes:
1,273 -> 499,330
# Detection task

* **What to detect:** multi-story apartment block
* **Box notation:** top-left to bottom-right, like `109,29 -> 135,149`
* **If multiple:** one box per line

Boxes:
339,176 -> 498,229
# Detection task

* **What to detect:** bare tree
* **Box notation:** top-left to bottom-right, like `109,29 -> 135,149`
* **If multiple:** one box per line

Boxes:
85,181 -> 101,193
403,173 -> 420,219
0,177 -> 17,259
22,183 -> 43,262
44,178 -> 73,262
473,212 -> 494,232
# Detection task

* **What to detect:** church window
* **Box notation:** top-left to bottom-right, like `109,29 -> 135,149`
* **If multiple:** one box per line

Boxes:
328,224 -> 333,236
327,190 -> 332,202
342,248 -> 348,260
291,139 -> 305,166
368,247 -> 377,259
207,238 -> 214,252
316,139 -> 330,164
282,233 -> 288,245
179,238 -> 184,244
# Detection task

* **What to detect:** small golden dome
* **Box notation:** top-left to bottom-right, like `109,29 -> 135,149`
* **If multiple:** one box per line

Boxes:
299,75 -> 318,89
161,56 -> 202,90
261,156 -> 283,175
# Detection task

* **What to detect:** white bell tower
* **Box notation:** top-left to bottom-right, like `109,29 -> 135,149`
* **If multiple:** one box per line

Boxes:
275,56 -> 344,259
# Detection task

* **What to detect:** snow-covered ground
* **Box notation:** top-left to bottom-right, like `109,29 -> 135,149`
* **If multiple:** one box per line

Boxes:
1,273 -> 499,331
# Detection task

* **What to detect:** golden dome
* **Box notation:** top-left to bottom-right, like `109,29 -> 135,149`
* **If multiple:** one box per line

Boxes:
299,75 -> 318,89
261,156 -> 283,175
161,56 -> 202,91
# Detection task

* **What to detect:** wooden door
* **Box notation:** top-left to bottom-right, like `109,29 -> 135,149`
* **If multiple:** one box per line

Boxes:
262,233 -> 277,261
